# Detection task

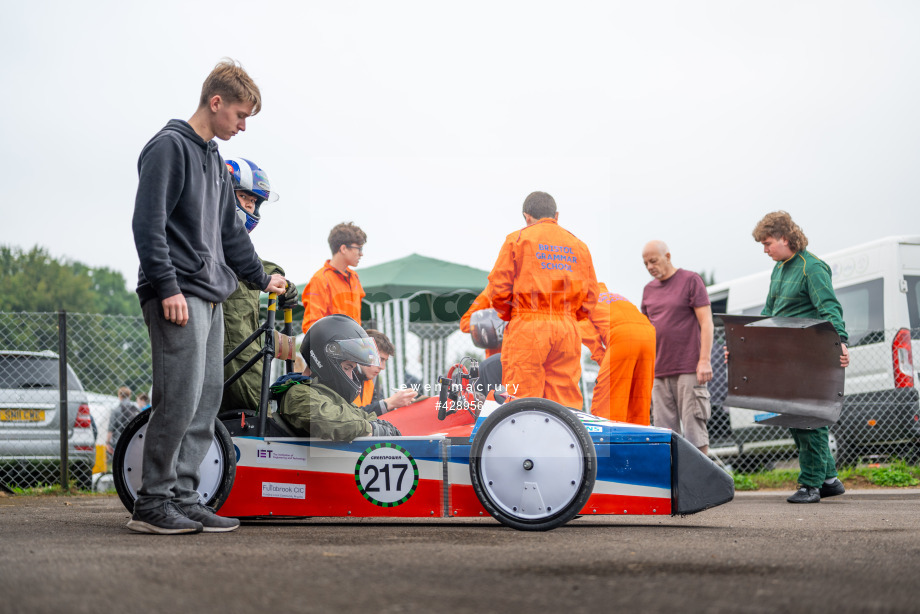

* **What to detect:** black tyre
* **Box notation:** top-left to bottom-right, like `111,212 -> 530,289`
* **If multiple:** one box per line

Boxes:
113,411 -> 236,512
892,442 -> 920,465
833,431 -> 859,468
469,398 -> 596,531
72,461 -> 93,491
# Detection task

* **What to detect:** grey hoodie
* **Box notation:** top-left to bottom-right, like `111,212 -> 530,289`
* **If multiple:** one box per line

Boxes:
132,120 -> 269,305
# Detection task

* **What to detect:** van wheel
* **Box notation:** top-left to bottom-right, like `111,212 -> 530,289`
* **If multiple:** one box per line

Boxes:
834,432 -> 859,468
892,442 -> 920,465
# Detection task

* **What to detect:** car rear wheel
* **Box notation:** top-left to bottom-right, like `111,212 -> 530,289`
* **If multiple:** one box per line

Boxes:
469,398 -> 596,531
112,411 -> 236,512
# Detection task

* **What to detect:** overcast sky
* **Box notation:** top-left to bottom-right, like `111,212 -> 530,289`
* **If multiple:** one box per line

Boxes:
4,1 -> 918,305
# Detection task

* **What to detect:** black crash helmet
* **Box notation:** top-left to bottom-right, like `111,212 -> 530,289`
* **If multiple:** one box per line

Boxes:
300,314 -> 380,402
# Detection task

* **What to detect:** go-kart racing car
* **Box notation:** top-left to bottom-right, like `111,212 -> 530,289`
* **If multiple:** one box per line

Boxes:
113,298 -> 734,531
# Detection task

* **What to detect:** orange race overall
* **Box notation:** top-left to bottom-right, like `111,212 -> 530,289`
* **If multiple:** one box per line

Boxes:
356,378 -> 375,407
301,260 -> 366,333
583,285 -> 656,424
488,218 -> 598,408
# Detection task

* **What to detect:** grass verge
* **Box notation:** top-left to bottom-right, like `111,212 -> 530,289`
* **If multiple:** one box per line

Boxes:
2,480 -> 111,497
733,459 -> 920,491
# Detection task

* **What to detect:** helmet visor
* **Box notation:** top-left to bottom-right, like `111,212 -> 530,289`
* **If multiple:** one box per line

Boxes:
251,168 -> 279,203
325,337 -> 380,368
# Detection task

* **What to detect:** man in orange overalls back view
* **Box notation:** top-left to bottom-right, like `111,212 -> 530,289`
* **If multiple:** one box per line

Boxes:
488,191 -> 599,408
581,283 -> 656,424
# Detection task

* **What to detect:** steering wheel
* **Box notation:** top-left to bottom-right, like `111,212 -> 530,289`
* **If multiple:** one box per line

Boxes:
437,361 -> 480,420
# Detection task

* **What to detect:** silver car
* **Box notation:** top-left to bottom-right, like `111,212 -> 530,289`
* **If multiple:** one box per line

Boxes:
0,350 -> 95,489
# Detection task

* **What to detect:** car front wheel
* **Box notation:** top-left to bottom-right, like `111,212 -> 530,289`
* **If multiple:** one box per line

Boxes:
469,398 -> 596,531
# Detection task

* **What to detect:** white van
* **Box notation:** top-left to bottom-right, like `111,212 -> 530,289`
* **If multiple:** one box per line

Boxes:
706,235 -> 920,466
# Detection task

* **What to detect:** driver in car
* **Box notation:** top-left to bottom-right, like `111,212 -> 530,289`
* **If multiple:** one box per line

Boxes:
272,315 -> 401,441
220,157 -> 298,414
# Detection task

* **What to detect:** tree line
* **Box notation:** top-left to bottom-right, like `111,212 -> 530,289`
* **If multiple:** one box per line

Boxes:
0,246 -> 150,396
0,245 -> 140,315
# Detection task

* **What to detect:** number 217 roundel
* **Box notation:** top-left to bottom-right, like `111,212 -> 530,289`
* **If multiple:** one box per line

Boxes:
354,443 -> 419,507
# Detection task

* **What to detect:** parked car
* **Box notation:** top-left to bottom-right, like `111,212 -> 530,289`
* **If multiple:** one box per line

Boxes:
85,392 -> 118,445
706,235 -> 920,469
0,350 -> 95,489
85,391 -> 121,475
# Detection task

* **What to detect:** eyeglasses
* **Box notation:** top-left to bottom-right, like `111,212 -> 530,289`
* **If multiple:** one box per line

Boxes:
347,245 -> 364,254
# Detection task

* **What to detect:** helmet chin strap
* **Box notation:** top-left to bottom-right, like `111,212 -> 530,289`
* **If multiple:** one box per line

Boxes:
236,205 -> 259,233
328,365 -> 364,402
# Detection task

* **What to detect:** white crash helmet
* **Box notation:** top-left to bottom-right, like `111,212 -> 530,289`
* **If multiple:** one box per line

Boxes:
225,157 -> 280,233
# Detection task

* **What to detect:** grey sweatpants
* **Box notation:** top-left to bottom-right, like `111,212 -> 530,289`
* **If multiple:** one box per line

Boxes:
136,296 -> 224,511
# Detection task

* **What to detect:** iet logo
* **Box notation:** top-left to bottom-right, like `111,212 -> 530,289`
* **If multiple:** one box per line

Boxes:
257,449 -> 274,458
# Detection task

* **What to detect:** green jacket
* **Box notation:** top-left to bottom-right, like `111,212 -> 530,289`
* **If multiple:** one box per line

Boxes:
762,251 -> 848,342
220,259 -> 284,413
277,377 -> 377,442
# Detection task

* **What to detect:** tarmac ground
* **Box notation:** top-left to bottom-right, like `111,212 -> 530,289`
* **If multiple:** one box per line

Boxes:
1,489 -> 919,613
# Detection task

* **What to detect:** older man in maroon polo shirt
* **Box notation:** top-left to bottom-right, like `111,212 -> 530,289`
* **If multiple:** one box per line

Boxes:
640,240 -> 714,454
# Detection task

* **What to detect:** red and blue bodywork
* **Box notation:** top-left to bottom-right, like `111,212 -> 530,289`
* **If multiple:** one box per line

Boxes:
218,397 -> 733,527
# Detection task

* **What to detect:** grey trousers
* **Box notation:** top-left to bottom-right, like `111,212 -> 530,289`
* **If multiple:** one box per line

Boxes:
136,296 -> 224,511
651,373 -> 711,448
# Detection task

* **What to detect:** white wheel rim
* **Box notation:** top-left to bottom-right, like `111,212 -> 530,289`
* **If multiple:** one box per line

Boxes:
121,424 -> 146,499
121,422 -> 225,505
479,411 -> 585,520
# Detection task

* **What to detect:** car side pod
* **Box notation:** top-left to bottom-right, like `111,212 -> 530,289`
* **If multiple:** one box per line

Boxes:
670,432 -> 734,515
721,315 -> 846,429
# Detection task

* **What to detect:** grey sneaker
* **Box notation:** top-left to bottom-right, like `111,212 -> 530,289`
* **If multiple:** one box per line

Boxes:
127,501 -> 203,535
178,503 -> 240,533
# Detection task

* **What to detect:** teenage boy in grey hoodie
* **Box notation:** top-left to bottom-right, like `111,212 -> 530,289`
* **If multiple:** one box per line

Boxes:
129,59 -> 286,534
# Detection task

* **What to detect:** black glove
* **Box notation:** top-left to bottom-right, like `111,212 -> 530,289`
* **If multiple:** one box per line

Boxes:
280,279 -> 299,307
370,419 -> 401,437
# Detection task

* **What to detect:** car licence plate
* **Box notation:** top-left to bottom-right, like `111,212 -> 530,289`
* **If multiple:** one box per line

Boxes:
0,409 -> 46,422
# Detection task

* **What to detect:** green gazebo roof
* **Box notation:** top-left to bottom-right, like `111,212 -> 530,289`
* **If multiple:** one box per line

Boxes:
357,253 -> 488,302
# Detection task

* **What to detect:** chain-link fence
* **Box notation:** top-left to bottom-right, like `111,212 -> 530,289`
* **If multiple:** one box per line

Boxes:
0,311 -> 151,491
3,310 -> 917,492
705,325 -> 920,472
